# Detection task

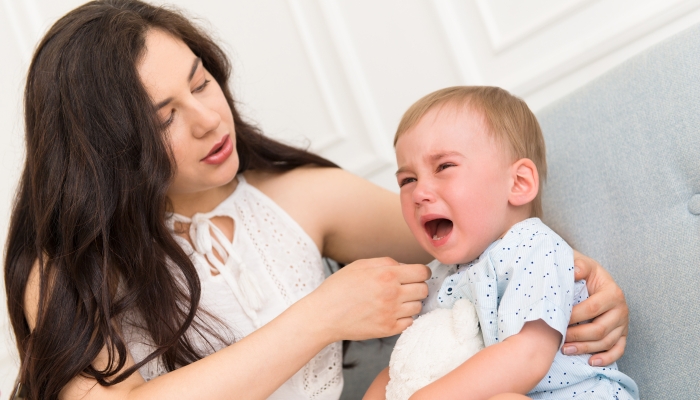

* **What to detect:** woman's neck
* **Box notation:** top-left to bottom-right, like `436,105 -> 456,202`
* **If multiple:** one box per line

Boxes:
168,177 -> 239,217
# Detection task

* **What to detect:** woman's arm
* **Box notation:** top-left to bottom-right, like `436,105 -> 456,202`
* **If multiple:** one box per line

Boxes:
565,251 -> 629,366
409,320 -> 561,400
23,257 -> 430,399
245,167 -> 432,264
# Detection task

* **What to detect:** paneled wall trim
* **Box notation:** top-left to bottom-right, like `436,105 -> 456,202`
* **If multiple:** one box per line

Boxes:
2,0 -> 43,61
288,0 -> 395,177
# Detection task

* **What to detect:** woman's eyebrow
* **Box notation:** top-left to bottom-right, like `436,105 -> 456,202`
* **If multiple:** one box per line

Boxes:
187,57 -> 202,81
155,57 -> 202,110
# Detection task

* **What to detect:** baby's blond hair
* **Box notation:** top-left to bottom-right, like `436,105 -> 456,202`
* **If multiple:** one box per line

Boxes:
394,86 -> 547,218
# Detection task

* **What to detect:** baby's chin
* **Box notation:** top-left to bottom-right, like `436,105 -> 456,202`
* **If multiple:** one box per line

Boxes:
428,248 -> 477,266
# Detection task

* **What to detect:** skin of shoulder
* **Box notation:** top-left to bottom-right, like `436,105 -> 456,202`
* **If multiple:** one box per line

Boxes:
244,166 -> 432,264
23,260 -> 146,399
24,260 -> 41,331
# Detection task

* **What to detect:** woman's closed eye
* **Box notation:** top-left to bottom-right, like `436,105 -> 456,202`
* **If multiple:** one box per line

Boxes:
162,109 -> 176,127
161,79 -> 212,127
193,79 -> 211,93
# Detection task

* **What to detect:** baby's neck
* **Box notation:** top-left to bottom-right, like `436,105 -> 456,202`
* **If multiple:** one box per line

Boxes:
497,207 -> 535,240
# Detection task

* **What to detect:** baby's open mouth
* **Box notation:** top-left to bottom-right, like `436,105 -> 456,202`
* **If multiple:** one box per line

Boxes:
424,218 -> 453,241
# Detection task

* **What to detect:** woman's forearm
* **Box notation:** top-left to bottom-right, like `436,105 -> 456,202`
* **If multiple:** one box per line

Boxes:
127,294 -> 332,400
60,292 -> 333,400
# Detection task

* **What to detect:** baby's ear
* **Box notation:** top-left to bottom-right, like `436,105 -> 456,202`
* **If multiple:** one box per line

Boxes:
508,158 -> 539,207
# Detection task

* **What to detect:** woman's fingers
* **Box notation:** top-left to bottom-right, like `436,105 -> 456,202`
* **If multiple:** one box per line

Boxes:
565,288 -> 629,365
569,251 -> 628,331
567,300 -> 623,342
394,316 -> 416,333
398,281 -> 429,303
590,334 -> 627,367
569,279 -> 628,338
564,322 -> 624,353
398,300 -> 423,319
394,262 -> 432,283
566,250 -> 629,365
563,327 -> 627,367
570,289 -> 623,326
572,249 -> 592,281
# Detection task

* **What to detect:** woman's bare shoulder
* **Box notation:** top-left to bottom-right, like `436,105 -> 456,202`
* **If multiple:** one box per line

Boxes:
23,260 -> 145,399
24,259 -> 41,330
242,167 -> 360,251
243,167 -> 388,220
243,166 -> 354,196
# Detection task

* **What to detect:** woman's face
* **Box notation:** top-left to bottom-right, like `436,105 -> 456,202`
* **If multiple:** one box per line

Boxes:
138,29 -> 239,198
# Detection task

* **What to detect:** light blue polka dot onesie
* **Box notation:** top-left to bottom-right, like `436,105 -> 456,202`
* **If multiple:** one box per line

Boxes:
421,218 -> 639,399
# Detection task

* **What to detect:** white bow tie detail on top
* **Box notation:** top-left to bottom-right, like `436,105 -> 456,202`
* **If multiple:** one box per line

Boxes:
173,212 -> 265,328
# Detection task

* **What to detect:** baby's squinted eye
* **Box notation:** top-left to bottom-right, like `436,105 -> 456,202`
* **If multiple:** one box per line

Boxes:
436,163 -> 456,172
398,177 -> 416,187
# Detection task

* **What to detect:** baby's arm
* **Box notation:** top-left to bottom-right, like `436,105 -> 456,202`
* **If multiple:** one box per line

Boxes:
364,367 -> 390,400
409,319 -> 560,400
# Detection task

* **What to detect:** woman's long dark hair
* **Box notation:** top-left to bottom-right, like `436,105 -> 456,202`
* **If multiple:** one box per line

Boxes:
4,1 -> 338,398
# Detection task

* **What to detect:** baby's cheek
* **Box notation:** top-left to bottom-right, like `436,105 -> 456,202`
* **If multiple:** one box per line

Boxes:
398,195 -> 413,222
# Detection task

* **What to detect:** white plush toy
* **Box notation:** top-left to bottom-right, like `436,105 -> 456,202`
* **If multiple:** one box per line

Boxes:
385,299 -> 484,400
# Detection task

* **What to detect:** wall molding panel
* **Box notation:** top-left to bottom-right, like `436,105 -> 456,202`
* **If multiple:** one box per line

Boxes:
475,0 -> 593,54
420,0 -> 700,111
318,0 -> 395,166
287,0 -> 394,176
287,0 -> 347,153
431,0 -> 484,85
1,0 -> 43,62
508,0 -> 700,97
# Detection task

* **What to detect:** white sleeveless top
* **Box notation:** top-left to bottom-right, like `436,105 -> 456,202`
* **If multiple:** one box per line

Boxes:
125,175 -> 343,399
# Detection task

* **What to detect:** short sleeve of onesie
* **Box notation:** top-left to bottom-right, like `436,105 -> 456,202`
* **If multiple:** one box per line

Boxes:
432,218 -> 576,348
493,220 -> 575,348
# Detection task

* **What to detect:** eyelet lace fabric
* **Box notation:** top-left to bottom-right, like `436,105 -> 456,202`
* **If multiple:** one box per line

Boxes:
126,175 -> 343,399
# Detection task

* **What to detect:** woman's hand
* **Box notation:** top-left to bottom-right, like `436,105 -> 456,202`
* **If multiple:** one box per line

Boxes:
564,250 -> 629,366
308,257 -> 431,343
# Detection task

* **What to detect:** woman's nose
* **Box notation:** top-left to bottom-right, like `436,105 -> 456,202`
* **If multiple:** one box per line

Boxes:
190,100 -> 221,138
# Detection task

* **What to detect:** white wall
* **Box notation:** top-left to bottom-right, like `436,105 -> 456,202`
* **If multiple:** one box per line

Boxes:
2,0 -> 700,396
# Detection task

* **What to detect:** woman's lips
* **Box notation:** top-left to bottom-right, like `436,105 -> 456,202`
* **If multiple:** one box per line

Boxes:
201,134 -> 233,165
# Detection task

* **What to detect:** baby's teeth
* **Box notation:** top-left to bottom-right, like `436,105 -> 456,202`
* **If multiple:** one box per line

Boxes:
432,234 -> 440,240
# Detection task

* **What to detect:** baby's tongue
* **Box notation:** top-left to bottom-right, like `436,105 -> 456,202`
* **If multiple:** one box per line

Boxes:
435,219 -> 453,237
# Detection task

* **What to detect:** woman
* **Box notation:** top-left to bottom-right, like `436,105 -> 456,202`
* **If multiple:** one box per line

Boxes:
5,1 -> 629,399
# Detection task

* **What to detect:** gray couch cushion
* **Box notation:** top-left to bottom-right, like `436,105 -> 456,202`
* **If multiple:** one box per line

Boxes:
539,24 -> 700,399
